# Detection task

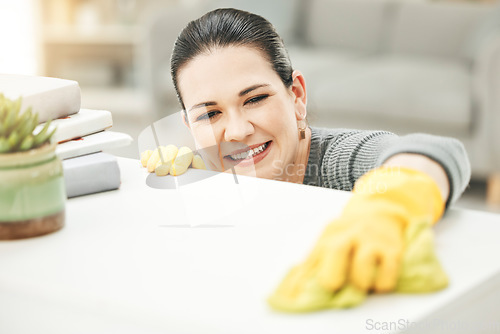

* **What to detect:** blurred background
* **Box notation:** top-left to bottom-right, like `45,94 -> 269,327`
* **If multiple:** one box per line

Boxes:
0,0 -> 499,211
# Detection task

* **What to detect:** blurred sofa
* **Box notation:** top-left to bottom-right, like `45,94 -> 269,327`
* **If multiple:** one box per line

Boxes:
140,0 -> 500,180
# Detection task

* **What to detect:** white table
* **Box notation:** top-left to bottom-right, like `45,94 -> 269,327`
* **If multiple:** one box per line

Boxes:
1,157 -> 500,334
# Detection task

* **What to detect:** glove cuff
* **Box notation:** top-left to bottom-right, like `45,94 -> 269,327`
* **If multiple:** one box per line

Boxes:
352,166 -> 445,224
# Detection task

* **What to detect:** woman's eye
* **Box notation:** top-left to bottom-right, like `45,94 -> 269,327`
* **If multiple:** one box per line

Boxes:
245,94 -> 269,105
196,110 -> 221,122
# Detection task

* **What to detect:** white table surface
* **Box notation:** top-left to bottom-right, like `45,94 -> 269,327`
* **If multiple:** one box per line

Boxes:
1,157 -> 500,334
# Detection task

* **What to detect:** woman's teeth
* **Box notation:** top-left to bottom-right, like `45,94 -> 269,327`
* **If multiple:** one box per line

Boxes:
230,142 -> 269,160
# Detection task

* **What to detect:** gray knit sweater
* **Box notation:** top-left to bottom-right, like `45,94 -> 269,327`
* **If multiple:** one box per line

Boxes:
303,127 -> 471,207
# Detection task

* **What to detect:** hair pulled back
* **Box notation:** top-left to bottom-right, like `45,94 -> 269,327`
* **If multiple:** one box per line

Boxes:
171,8 -> 293,109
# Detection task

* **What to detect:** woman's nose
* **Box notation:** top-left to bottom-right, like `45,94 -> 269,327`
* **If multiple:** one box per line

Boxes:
223,113 -> 254,142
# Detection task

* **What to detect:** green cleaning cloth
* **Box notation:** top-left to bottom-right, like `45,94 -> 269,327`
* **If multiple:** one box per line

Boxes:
267,220 -> 449,312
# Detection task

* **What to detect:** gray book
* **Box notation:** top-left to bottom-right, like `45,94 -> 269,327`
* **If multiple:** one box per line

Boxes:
62,152 -> 121,198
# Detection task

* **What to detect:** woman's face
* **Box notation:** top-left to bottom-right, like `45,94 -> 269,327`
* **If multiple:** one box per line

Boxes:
177,46 -> 307,180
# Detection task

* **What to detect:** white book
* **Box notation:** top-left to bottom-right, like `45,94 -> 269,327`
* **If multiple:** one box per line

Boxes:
63,152 -> 121,198
56,131 -> 133,160
0,74 -> 81,123
36,109 -> 113,144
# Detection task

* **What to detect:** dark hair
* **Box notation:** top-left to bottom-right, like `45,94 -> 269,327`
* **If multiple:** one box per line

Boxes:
171,8 -> 293,110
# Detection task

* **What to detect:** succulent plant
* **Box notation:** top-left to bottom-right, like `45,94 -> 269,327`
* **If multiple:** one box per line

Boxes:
0,94 -> 56,154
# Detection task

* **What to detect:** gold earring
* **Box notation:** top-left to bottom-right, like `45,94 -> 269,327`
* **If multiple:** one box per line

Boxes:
298,118 -> 308,140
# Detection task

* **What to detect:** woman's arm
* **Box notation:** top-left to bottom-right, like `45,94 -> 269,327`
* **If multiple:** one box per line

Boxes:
308,127 -> 471,207
383,153 -> 450,202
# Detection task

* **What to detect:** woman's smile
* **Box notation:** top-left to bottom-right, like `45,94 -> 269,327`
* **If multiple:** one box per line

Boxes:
224,140 -> 273,167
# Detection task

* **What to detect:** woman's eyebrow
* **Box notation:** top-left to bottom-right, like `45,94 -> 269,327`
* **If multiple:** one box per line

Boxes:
188,84 -> 270,112
239,84 -> 270,97
188,101 -> 217,113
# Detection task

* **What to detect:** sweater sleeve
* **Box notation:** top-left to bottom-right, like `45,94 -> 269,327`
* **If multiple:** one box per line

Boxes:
308,127 -> 471,207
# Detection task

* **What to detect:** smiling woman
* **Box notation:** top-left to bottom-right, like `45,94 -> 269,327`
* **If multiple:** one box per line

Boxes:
169,8 -> 469,202
167,8 -> 472,303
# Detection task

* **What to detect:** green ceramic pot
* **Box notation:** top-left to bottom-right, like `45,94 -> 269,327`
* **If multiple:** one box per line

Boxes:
0,143 -> 66,240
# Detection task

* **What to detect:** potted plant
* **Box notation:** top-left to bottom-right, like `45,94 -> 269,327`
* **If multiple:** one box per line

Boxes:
0,94 -> 65,240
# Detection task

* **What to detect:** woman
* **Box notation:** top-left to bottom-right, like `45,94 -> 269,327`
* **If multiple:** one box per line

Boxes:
169,8 -> 470,306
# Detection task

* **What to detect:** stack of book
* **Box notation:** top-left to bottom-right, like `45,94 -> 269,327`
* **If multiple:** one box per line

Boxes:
0,74 -> 132,198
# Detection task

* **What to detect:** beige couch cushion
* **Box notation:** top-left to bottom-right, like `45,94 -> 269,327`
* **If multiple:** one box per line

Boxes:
205,0 -> 301,44
309,55 -> 471,133
287,47 -> 365,78
304,0 -> 390,53
388,1 -> 489,60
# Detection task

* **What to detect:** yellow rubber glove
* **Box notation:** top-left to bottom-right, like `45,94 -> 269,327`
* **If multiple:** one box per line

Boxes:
268,167 -> 448,312
140,145 -> 206,176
